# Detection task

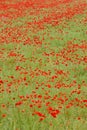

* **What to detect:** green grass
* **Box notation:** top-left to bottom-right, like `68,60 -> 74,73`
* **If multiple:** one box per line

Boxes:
0,1 -> 87,130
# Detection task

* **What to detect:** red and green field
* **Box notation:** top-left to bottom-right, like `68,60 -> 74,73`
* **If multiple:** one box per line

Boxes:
0,0 -> 87,130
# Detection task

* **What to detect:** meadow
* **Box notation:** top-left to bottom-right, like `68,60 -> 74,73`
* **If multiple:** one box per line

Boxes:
0,0 -> 87,130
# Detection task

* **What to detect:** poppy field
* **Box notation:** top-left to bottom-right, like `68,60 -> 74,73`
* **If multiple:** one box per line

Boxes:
0,0 -> 87,130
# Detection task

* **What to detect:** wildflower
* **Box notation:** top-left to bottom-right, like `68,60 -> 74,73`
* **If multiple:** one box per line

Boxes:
83,100 -> 87,103
78,117 -> 81,120
34,111 -> 46,118
47,107 -> 60,118
46,84 -> 51,88
15,101 -> 23,106
0,80 -> 3,84
39,117 -> 45,121
1,104 -> 6,108
50,109 -> 60,118
2,114 -> 7,118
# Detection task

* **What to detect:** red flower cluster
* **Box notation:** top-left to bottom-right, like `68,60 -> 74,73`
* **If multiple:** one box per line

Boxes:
34,111 -> 46,121
15,101 -> 23,106
47,107 -> 60,118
